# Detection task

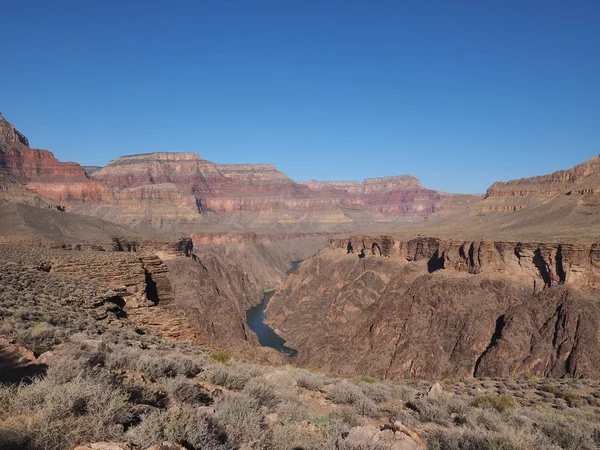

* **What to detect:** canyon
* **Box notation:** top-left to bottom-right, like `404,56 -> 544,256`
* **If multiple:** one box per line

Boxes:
1,111 -> 600,382
266,236 -> 600,379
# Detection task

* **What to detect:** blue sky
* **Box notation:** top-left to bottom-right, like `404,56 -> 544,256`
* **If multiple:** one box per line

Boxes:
2,0 -> 599,193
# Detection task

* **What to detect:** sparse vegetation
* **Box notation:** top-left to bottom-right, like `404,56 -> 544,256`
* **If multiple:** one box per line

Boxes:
471,394 -> 516,412
2,244 -> 600,450
210,350 -> 230,364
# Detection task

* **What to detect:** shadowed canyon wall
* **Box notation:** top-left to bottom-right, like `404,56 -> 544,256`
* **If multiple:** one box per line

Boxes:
266,236 -> 600,379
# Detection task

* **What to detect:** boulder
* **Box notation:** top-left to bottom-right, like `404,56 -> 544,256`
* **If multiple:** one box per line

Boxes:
36,351 -> 56,365
73,444 -> 138,450
427,382 -> 446,400
345,425 -> 424,450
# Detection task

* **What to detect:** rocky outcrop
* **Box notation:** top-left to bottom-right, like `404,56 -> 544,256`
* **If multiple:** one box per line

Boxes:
266,235 -> 600,379
479,155 -> 600,212
0,113 -> 29,146
0,116 -> 110,204
328,236 -> 600,289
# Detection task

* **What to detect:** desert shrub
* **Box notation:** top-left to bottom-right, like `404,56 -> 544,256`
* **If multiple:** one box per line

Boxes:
533,414 -> 598,450
276,400 -> 310,422
158,376 -> 212,406
559,391 -> 585,407
471,395 -> 516,413
126,404 -> 228,450
14,322 -> 64,355
297,371 -> 329,391
137,355 -> 185,380
426,428 -> 522,450
268,424 -> 324,450
215,393 -> 264,447
3,372 -> 128,450
328,406 -> 363,428
326,380 -> 379,417
211,350 -> 230,364
358,381 -> 392,403
210,366 -> 252,390
541,384 -> 560,395
243,377 -> 279,408
408,396 -> 468,426
359,375 -> 377,384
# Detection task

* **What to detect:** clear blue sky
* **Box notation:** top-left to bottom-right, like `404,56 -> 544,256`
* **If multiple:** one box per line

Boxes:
2,0 -> 599,193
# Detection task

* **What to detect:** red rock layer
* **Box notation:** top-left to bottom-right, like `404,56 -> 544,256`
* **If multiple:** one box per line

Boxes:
0,115 -> 110,204
90,153 -> 460,229
0,141 -> 110,202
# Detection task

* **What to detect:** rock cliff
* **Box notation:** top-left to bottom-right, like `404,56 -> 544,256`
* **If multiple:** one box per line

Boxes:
0,113 -> 29,146
0,115 -> 110,204
85,152 -> 469,231
266,235 -> 600,379
479,155 -> 600,212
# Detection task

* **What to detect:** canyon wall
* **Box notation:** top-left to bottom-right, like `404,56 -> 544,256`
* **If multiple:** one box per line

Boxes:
266,235 -> 600,379
479,156 -> 600,212
0,114 -> 484,232
86,152 -> 467,231
0,114 -> 111,204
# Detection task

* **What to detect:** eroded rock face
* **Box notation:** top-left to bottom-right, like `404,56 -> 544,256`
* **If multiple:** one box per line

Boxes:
0,113 -> 29,146
0,123 -> 110,203
480,155 -> 600,212
165,234 -> 326,350
87,152 -> 466,231
266,235 -> 600,379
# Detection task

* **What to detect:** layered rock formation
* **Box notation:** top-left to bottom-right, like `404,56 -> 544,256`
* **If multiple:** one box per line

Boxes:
266,235 -> 600,379
0,113 -> 484,232
85,152 -> 462,231
0,114 -> 110,204
479,155 -> 600,212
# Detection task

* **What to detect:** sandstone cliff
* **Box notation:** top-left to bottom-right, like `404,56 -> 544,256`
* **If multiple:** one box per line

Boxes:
0,114 -> 110,204
86,152 -> 467,231
479,155 -> 600,212
266,235 -> 600,379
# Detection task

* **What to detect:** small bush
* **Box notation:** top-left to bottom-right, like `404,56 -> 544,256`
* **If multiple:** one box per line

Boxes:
408,396 -> 468,426
243,377 -> 279,408
1,372 -> 129,450
471,395 -> 516,413
358,381 -> 392,404
359,375 -> 377,384
560,391 -> 585,407
326,380 -> 379,417
427,428 -> 521,450
269,424 -> 324,450
215,393 -> 264,447
211,350 -> 230,364
210,367 -> 252,390
158,376 -> 212,405
297,371 -> 328,391
126,405 -> 228,450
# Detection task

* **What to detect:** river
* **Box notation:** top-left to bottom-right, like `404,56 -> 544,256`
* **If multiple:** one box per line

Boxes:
245,260 -> 302,357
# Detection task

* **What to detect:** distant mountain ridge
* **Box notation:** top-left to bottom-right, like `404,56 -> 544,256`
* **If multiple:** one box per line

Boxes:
1,111 -> 598,237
